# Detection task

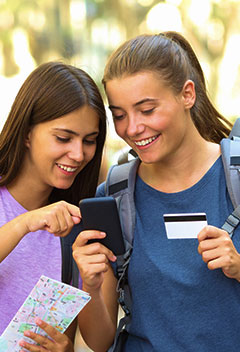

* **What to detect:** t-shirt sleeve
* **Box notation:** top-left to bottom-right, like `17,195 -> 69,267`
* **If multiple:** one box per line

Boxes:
96,181 -> 106,197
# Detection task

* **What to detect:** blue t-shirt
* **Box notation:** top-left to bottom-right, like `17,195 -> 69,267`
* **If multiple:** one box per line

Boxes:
97,157 -> 240,352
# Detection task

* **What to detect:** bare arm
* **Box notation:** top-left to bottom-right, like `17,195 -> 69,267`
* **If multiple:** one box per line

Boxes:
73,230 -> 119,352
0,201 -> 81,263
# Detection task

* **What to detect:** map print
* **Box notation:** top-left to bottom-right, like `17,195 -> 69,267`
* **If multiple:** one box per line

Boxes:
0,275 -> 91,351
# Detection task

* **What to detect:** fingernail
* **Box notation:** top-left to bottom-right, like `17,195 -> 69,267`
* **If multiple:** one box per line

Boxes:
24,330 -> 31,337
35,317 -> 42,325
19,340 -> 26,347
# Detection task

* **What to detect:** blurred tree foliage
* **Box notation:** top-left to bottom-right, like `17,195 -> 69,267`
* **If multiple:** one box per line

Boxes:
0,0 -> 240,110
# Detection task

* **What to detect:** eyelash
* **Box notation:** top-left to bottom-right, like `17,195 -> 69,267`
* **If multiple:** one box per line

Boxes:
113,108 -> 155,120
56,136 -> 96,145
142,108 -> 155,115
113,114 -> 124,121
83,139 -> 96,145
56,136 -> 70,143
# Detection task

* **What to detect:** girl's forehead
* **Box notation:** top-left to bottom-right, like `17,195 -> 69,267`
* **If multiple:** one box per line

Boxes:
106,72 -> 170,104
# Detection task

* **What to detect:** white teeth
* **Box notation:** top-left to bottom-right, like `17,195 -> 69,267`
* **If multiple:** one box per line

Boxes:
135,135 -> 158,146
57,164 -> 77,172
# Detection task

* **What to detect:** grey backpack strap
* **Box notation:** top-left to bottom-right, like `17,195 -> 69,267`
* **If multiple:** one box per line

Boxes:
105,158 -> 140,248
221,205 -> 240,238
105,157 -> 140,351
221,118 -> 240,237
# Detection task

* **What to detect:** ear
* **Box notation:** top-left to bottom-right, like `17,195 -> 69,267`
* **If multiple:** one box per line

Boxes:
182,80 -> 196,109
24,129 -> 32,148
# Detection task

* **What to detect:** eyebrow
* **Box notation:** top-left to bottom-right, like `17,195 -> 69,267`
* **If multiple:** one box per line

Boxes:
109,98 -> 158,110
52,128 -> 99,137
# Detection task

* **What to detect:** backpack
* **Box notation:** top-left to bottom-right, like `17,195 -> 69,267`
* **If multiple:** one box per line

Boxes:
105,118 -> 240,352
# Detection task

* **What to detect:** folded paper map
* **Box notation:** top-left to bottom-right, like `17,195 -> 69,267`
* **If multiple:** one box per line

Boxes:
0,275 -> 91,351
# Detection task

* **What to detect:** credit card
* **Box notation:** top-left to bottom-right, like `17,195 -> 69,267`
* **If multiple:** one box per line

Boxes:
163,213 -> 207,239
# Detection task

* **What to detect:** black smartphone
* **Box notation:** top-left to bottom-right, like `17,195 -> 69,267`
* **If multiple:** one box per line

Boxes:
79,196 -> 125,256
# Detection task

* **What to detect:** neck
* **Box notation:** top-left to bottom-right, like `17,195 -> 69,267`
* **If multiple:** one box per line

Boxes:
7,174 -> 52,211
139,139 -> 221,193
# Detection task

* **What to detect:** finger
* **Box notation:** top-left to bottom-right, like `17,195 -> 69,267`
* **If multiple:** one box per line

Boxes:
64,202 -> 81,221
72,237 -> 116,262
206,255 -> 234,271
198,234 -> 232,255
43,212 -> 61,234
198,225 -> 227,242
53,206 -> 75,236
44,201 -> 80,235
19,336 -> 49,351
34,318 -> 65,342
82,262 -> 110,276
58,202 -> 81,231
79,253 -> 109,266
198,237 -> 220,254
72,215 -> 81,224
200,247 -> 221,263
73,230 -> 106,248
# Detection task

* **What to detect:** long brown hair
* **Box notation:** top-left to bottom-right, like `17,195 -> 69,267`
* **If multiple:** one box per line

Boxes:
103,31 -> 231,143
0,62 -> 107,205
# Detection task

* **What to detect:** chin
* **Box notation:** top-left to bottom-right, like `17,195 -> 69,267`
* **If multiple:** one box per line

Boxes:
54,181 -> 74,190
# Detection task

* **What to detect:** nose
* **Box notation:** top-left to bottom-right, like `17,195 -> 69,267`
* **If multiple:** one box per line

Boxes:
68,141 -> 84,163
126,114 -> 145,137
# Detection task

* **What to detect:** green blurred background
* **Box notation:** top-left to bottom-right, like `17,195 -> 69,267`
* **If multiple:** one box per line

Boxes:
0,0 -> 240,173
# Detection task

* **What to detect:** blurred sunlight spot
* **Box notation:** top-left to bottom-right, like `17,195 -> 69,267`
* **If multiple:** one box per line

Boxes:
188,0 -> 211,27
70,0 -> 86,28
138,0 -> 154,7
91,19 -> 125,49
27,10 -> 46,31
0,9 -> 14,29
206,19 -> 224,54
12,28 -> 35,71
0,42 -> 3,73
122,0 -> 136,6
166,0 -> 182,6
0,29 -> 36,130
217,34 -> 240,117
0,75 -> 23,130
146,3 -> 182,33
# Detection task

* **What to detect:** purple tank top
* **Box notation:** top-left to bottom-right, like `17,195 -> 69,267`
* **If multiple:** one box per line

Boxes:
0,186 -> 61,334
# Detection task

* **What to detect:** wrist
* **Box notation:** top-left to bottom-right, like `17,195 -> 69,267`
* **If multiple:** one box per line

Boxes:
82,284 -> 102,300
13,213 -> 30,239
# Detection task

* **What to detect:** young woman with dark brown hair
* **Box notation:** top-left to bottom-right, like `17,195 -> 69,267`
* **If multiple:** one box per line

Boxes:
0,61 -> 107,352
73,32 -> 240,352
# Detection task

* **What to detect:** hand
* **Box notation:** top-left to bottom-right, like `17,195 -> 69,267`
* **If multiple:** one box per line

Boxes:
19,318 -> 74,352
198,225 -> 240,281
25,201 -> 81,237
72,230 -> 116,292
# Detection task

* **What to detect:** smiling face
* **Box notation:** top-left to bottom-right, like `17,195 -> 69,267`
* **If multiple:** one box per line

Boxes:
106,71 -> 196,165
24,105 -> 99,192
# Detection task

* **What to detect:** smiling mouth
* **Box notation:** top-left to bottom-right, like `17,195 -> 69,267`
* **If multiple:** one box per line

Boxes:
134,134 -> 160,147
56,163 -> 78,172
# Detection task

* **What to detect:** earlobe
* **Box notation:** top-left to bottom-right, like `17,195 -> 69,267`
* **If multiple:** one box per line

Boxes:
182,80 -> 196,109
